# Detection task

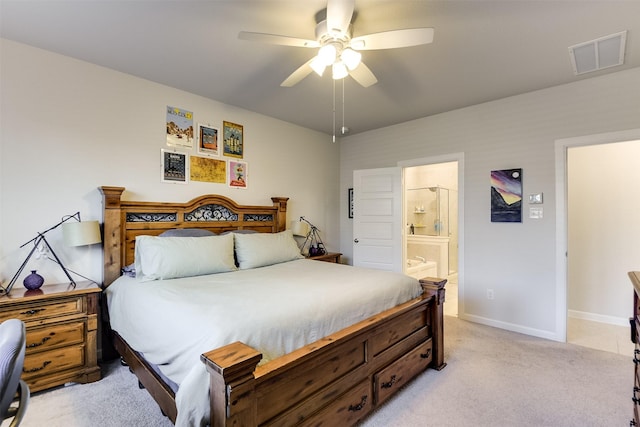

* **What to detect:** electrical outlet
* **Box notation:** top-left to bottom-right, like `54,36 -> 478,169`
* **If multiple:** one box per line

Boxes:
487,289 -> 494,300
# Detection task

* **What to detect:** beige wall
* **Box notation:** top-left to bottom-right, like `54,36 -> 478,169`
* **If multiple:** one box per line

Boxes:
0,39 -> 340,286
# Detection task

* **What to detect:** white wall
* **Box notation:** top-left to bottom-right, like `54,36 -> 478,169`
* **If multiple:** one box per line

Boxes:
339,66 -> 640,340
568,140 -> 640,323
0,39 -> 340,287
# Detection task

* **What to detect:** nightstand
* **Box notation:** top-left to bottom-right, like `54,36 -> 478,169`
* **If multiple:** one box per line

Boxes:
307,252 -> 342,263
0,281 -> 101,392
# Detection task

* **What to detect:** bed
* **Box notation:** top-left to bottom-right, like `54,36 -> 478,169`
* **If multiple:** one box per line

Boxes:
99,186 -> 446,427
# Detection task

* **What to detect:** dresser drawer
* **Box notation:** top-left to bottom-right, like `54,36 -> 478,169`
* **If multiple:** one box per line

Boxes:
23,344 -> 85,380
0,297 -> 83,323
374,338 -> 433,405
26,321 -> 85,354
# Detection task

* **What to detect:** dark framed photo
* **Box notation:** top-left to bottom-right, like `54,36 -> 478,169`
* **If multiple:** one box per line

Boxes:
348,188 -> 354,218
161,149 -> 188,184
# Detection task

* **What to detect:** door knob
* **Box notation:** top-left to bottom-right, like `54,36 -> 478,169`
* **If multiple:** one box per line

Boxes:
354,238 -> 359,243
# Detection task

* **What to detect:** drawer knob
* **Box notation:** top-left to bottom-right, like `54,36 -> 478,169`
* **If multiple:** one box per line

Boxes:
26,336 -> 52,348
381,375 -> 397,389
24,360 -> 51,373
348,395 -> 368,412
420,349 -> 432,359
20,308 -> 45,316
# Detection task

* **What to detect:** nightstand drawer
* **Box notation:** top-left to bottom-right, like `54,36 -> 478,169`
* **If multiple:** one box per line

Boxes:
0,297 -> 83,323
26,321 -> 85,354
23,345 -> 85,380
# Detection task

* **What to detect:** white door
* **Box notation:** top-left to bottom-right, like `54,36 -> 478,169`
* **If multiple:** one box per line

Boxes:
353,167 -> 403,272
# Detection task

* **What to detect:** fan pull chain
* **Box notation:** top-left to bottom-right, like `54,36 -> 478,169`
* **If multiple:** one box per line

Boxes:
342,79 -> 345,137
332,79 -> 336,143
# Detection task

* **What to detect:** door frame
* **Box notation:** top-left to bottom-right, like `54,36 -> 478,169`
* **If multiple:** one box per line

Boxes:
555,128 -> 640,342
398,152 -> 465,315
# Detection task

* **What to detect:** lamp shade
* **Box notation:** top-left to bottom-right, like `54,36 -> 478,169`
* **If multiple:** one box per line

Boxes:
291,221 -> 310,237
62,221 -> 101,247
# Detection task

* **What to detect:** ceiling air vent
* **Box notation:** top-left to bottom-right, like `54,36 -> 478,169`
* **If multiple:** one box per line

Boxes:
569,30 -> 627,75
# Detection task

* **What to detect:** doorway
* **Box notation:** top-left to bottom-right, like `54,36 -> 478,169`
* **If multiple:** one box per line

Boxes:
556,128 -> 640,352
404,161 -> 459,317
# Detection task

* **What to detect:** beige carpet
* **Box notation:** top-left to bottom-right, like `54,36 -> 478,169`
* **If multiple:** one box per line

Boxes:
14,316 -> 631,427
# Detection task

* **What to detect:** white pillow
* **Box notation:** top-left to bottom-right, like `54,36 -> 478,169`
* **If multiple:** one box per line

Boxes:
134,233 -> 236,281
234,230 -> 303,269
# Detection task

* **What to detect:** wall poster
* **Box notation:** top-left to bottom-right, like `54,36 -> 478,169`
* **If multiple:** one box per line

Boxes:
190,156 -> 226,184
161,149 -> 188,184
166,106 -> 194,148
223,121 -> 243,158
490,168 -> 522,222
229,160 -> 248,189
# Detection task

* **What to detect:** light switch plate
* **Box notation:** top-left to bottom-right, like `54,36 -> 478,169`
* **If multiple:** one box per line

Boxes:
529,193 -> 543,204
529,207 -> 543,219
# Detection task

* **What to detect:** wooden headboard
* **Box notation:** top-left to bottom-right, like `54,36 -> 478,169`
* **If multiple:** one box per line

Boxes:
99,186 -> 289,287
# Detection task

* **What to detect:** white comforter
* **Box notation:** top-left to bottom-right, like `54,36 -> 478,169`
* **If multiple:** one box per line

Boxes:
105,259 -> 421,426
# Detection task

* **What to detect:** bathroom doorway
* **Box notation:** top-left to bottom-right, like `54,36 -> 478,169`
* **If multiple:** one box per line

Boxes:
404,161 -> 459,317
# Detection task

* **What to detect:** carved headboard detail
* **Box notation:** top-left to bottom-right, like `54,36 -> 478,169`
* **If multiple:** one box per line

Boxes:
99,186 -> 289,287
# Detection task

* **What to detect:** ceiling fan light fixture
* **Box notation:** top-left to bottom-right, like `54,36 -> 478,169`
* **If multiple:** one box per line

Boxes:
341,48 -> 361,70
332,61 -> 348,80
317,44 -> 337,66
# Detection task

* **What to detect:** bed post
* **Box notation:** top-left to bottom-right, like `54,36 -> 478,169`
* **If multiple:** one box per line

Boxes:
271,197 -> 289,232
99,186 -> 125,287
201,342 -> 262,427
420,277 -> 447,370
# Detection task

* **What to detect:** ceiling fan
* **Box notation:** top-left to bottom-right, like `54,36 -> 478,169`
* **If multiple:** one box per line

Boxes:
238,0 -> 434,88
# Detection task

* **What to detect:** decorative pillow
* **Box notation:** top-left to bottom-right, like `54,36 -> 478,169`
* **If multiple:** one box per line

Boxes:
234,230 -> 303,270
134,233 -> 236,281
159,228 -> 216,237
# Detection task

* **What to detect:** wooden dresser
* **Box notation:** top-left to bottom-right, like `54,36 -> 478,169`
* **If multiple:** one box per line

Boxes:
0,281 -> 101,392
629,271 -> 640,426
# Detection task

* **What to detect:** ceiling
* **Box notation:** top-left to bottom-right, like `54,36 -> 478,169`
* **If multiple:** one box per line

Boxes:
1,1 -> 639,136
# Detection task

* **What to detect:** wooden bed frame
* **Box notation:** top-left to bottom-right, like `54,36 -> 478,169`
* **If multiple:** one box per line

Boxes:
99,186 -> 446,427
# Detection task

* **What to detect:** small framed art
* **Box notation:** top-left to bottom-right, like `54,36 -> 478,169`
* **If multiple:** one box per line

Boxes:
223,121 -> 243,158
161,149 -> 188,184
197,123 -> 219,156
229,160 -> 248,189
348,188 -> 354,218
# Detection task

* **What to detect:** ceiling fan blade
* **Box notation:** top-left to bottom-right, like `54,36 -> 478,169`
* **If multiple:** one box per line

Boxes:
351,28 -> 434,50
349,62 -> 377,87
326,0 -> 355,34
281,58 -> 315,87
239,31 -> 319,48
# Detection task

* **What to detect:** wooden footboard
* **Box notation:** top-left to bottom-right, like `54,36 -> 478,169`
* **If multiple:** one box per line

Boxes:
201,277 -> 446,427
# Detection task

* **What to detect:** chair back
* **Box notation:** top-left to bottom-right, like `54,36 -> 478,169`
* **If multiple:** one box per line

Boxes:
0,319 -> 27,422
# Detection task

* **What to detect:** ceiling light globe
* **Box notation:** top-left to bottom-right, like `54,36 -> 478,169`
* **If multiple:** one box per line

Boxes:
317,44 -> 337,66
310,57 -> 326,76
341,48 -> 362,70
332,61 -> 349,80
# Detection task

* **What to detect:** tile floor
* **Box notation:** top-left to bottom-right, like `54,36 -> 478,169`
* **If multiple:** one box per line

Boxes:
444,273 -> 633,357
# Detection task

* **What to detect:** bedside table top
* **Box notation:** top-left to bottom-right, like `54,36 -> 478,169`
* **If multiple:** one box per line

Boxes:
0,281 -> 101,304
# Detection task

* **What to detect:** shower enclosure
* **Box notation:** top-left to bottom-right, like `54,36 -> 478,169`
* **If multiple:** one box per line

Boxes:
406,186 -> 455,278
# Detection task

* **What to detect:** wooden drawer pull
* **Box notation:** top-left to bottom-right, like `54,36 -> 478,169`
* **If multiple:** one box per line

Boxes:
20,308 -> 45,316
381,375 -> 397,389
348,395 -> 368,412
24,360 -> 51,373
27,336 -> 52,348
634,387 -> 640,404
420,349 -> 432,359
634,349 -> 640,365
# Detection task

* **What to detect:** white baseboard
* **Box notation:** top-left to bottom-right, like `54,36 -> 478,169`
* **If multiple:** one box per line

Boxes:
568,309 -> 629,327
458,313 -> 562,342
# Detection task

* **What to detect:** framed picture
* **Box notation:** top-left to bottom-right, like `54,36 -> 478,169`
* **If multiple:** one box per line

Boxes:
228,160 -> 248,189
223,121 -> 243,158
166,106 -> 194,148
196,123 -> 219,156
190,155 -> 226,184
490,168 -> 522,222
161,149 -> 188,184
348,188 -> 354,218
